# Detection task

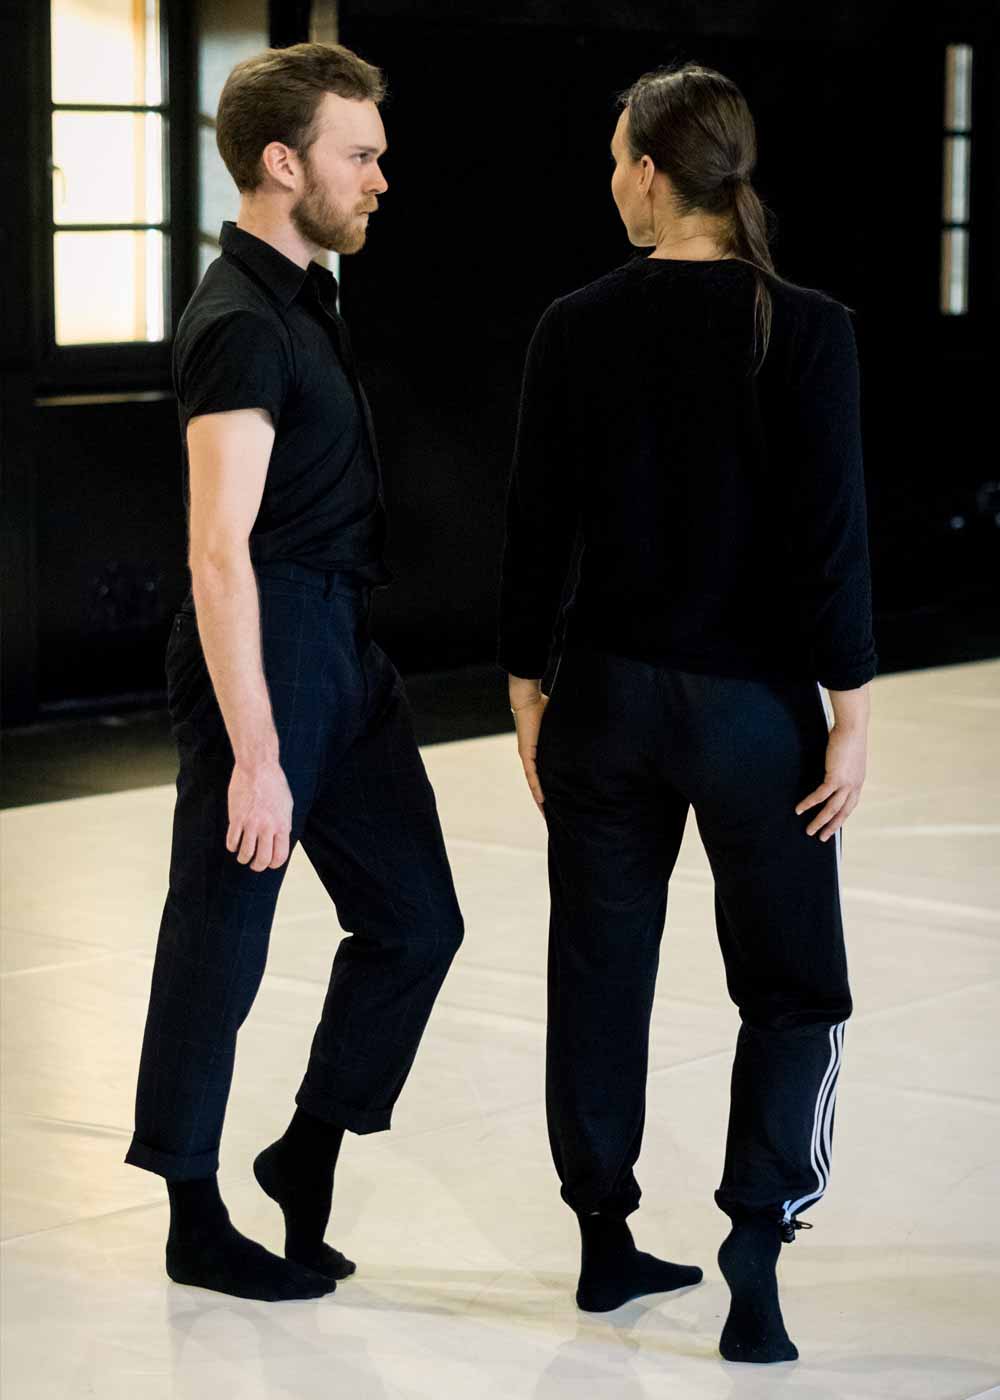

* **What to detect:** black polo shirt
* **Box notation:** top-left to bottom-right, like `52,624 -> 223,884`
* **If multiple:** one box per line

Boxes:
171,220 -> 392,586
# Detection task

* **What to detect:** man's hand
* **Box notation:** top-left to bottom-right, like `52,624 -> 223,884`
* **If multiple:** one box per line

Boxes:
227,758 -> 294,871
509,675 -> 549,814
795,723 -> 867,841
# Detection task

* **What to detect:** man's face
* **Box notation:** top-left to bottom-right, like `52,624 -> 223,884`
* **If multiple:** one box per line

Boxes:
289,91 -> 388,255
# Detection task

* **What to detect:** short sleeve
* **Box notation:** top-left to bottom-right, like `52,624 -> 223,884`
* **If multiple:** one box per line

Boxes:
174,309 -> 291,428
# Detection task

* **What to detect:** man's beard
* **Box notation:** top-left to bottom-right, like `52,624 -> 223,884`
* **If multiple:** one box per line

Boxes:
290,163 -> 369,254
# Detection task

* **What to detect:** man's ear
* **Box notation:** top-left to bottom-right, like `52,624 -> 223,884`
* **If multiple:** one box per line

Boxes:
260,140 -> 298,190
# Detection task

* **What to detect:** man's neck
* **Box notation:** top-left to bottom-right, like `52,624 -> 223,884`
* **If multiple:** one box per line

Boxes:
235,207 -> 317,271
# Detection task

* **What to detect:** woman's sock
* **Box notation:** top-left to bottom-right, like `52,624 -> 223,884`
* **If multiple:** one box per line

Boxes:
575,1211 -> 704,1312
253,1106 -> 355,1279
717,1215 -> 799,1363
165,1173 -> 337,1301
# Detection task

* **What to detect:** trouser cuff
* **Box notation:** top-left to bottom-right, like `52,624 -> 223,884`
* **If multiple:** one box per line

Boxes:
295,1085 -> 392,1135
124,1137 -> 219,1180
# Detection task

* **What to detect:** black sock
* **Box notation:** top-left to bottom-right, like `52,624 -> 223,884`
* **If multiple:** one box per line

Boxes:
253,1107 -> 355,1279
717,1215 -> 799,1363
164,1173 -> 337,1302
166,1173 -> 229,1240
575,1212 -> 703,1312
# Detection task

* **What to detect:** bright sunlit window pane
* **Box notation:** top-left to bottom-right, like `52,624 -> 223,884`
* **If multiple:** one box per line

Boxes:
54,230 -> 166,343
944,43 -> 972,131
51,0 -> 162,106
52,111 -> 164,225
940,228 -> 968,316
940,44 -> 972,317
941,134 -> 971,225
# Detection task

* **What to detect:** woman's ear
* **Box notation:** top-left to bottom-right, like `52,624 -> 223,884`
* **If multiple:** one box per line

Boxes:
638,153 -> 655,197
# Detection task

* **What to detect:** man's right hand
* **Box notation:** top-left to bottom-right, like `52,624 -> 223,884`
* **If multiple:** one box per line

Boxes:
186,405 -> 290,874
226,759 -> 294,871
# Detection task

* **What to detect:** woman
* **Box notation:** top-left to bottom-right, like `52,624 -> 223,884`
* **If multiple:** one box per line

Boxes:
496,62 -> 875,1365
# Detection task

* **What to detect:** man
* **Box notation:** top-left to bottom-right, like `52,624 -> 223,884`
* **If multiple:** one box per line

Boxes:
125,42 -> 464,1302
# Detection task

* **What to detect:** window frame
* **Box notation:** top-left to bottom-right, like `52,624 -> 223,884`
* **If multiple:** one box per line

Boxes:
938,40 -> 988,325
33,0 -> 196,393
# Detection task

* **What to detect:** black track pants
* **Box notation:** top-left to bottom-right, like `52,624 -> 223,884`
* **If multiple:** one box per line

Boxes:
536,643 -> 852,1228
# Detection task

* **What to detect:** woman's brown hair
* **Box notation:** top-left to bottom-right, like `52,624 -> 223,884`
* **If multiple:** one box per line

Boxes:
216,41 -> 386,194
618,62 -> 781,375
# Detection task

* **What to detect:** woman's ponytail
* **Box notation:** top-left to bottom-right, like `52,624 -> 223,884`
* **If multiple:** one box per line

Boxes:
619,62 -> 783,376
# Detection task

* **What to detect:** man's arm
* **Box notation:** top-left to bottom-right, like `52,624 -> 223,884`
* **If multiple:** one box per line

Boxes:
187,407 -> 291,870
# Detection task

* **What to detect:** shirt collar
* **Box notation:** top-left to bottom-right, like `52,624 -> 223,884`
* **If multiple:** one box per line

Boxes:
219,220 -> 339,310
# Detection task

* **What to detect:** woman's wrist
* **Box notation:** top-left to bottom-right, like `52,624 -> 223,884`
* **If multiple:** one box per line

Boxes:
827,682 -> 871,733
508,674 -> 543,712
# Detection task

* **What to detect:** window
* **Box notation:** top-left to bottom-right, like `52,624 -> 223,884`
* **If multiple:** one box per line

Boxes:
940,43 -> 972,316
49,0 -> 168,345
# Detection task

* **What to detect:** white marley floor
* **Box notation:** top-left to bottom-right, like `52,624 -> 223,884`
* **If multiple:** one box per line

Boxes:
2,660 -> 999,1400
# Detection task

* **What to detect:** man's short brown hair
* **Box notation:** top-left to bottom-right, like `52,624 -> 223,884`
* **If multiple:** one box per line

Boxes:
216,41 -> 386,193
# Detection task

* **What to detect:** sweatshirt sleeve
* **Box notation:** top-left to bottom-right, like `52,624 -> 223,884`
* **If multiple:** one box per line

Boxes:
496,300 -> 581,678
776,299 -> 878,691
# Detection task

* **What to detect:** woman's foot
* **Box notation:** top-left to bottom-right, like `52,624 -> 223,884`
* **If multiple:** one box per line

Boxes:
165,1175 -> 337,1301
717,1215 -> 798,1363
575,1212 -> 703,1312
253,1137 -> 356,1280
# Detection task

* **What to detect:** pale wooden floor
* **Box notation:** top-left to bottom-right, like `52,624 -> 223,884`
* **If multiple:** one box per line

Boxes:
2,660 -> 998,1399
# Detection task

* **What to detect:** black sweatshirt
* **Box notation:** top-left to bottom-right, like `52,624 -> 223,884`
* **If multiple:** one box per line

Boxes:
496,255 -> 878,692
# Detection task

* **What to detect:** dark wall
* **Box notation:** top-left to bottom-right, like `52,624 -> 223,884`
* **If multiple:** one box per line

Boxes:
32,396 -> 187,705
338,13 -> 999,670
3,1 -> 997,722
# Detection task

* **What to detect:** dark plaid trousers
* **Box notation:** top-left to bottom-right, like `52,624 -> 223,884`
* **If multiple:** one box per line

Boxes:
536,643 -> 852,1229
125,560 -> 464,1180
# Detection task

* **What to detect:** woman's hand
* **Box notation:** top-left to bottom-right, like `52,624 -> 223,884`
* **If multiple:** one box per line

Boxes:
509,675 -> 549,813
795,723 -> 868,841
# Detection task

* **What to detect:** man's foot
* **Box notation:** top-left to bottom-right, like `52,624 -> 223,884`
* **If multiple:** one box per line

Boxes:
718,1216 -> 799,1363
165,1175 -> 336,1301
575,1212 -> 703,1312
253,1109 -> 355,1280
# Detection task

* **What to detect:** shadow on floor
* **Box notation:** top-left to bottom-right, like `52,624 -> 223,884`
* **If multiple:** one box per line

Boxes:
1,663 -> 513,809
4,598 -> 999,810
